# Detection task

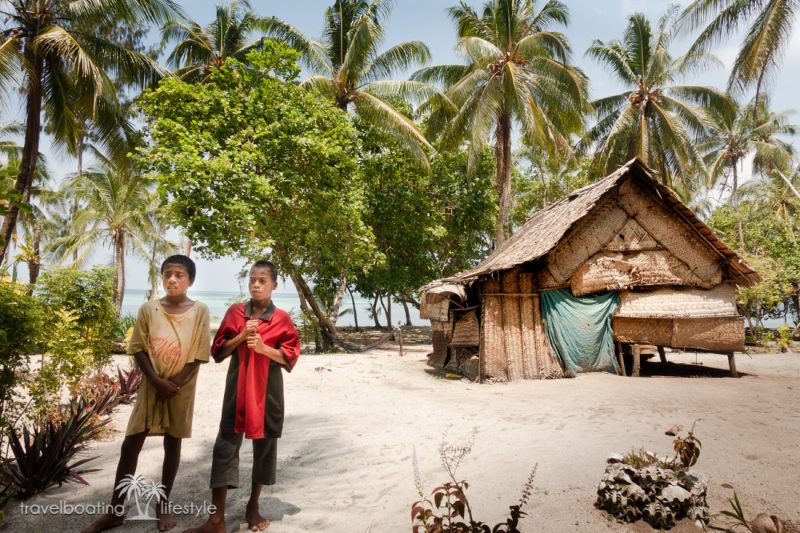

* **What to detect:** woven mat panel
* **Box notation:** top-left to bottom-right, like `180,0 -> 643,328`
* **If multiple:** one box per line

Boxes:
533,293 -> 563,378
481,281 -> 508,381
451,310 -> 480,346
430,330 -> 449,368
501,270 -> 525,381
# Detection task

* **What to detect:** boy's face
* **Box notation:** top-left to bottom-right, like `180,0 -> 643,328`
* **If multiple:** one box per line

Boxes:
249,266 -> 276,302
162,263 -> 192,297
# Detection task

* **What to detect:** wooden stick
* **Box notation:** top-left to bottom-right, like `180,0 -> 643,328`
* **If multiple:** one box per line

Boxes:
632,344 -> 641,377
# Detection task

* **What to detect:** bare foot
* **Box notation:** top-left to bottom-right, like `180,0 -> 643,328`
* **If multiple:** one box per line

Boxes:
156,504 -> 177,532
81,512 -> 124,533
245,503 -> 270,531
182,517 -> 226,533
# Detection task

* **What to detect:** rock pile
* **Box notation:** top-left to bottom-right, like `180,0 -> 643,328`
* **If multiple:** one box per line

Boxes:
596,454 -> 709,529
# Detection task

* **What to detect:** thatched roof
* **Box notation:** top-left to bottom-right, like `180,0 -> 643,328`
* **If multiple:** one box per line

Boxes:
422,158 -> 759,295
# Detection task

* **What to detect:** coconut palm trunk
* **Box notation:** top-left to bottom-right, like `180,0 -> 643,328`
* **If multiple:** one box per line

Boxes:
495,111 -> 513,245
731,161 -> 745,250
0,55 -> 44,264
114,232 -> 126,316
27,221 -> 43,291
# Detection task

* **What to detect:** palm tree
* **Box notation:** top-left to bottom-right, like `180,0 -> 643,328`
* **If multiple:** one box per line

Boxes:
679,0 -> 799,107
700,98 -> 796,248
0,0 -> 181,265
412,0 -> 589,244
579,7 -> 731,187
54,160 -> 172,315
162,0 -> 271,82
262,0 -> 433,163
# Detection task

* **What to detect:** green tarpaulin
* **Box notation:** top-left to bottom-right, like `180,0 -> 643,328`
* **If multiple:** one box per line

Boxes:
540,288 -> 619,376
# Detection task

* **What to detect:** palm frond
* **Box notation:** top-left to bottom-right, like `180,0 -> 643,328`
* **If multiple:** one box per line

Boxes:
351,90 -> 431,170
259,16 -> 332,74
360,40 -> 430,84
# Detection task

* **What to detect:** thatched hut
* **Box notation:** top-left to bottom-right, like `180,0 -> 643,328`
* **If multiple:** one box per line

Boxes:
420,159 -> 759,382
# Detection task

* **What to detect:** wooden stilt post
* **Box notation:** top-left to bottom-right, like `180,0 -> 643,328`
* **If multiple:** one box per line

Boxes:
657,346 -> 667,364
632,344 -> 641,377
615,341 -> 626,376
727,352 -> 737,377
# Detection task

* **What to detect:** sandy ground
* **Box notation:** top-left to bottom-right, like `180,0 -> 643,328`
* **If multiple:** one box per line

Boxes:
5,346 -> 799,533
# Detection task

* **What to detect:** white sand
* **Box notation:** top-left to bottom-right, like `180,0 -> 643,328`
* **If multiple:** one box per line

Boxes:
6,347 -> 800,532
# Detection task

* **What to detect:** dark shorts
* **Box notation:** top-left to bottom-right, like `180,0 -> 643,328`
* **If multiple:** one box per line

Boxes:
209,430 -> 277,488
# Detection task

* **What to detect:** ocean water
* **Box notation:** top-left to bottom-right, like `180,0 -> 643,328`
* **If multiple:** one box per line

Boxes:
121,288 -> 424,327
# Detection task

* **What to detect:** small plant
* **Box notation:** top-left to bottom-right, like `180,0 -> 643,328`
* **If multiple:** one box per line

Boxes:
411,431 -> 537,532
2,395 -> 114,499
776,325 -> 792,352
671,422 -> 702,469
714,490 -> 798,533
114,313 -> 138,342
117,366 -> 143,404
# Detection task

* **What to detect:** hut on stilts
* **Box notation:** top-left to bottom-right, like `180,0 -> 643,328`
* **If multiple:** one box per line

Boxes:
419,159 -> 760,382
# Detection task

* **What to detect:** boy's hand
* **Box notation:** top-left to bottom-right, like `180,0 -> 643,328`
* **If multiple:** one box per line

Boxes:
154,377 -> 180,399
246,332 -> 268,355
245,319 -> 260,334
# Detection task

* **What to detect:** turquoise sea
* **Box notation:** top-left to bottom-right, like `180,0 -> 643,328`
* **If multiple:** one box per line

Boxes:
121,288 -> 424,327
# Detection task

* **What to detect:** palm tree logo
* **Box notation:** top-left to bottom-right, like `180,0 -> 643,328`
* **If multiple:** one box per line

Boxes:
114,474 -> 165,521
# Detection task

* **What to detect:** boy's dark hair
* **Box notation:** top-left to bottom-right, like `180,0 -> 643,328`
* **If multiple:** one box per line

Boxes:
161,254 -> 196,282
251,260 -> 278,283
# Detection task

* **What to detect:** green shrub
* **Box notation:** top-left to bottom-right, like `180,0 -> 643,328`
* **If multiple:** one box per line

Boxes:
776,325 -> 792,352
0,281 -> 44,443
35,266 -> 117,365
27,309 -> 98,420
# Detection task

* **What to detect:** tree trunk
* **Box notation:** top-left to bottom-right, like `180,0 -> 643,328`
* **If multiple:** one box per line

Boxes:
732,161 -> 745,251
370,294 -> 381,328
401,299 -> 412,326
639,108 -> 649,164
184,238 -> 192,257
327,270 -> 347,327
387,292 -> 393,329
291,275 -> 322,353
114,232 -> 126,317
26,221 -> 42,293
0,51 -> 44,264
289,269 -> 335,351
494,111 -> 512,246
348,287 -> 359,331
149,243 -> 159,299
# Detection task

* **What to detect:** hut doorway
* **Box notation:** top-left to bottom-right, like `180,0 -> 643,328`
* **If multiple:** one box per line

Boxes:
540,289 -> 620,376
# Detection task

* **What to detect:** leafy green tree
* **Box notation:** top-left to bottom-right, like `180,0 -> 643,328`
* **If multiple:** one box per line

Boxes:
263,0 -> 433,162
413,0 -> 588,245
137,43 -> 376,349
680,0 -> 798,107
354,118 -> 496,325
0,0 -> 182,265
162,0 -> 271,82
579,7 -> 727,185
709,182 -> 800,333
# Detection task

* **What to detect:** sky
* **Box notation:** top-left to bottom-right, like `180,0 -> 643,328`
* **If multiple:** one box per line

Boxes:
5,0 -> 800,292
